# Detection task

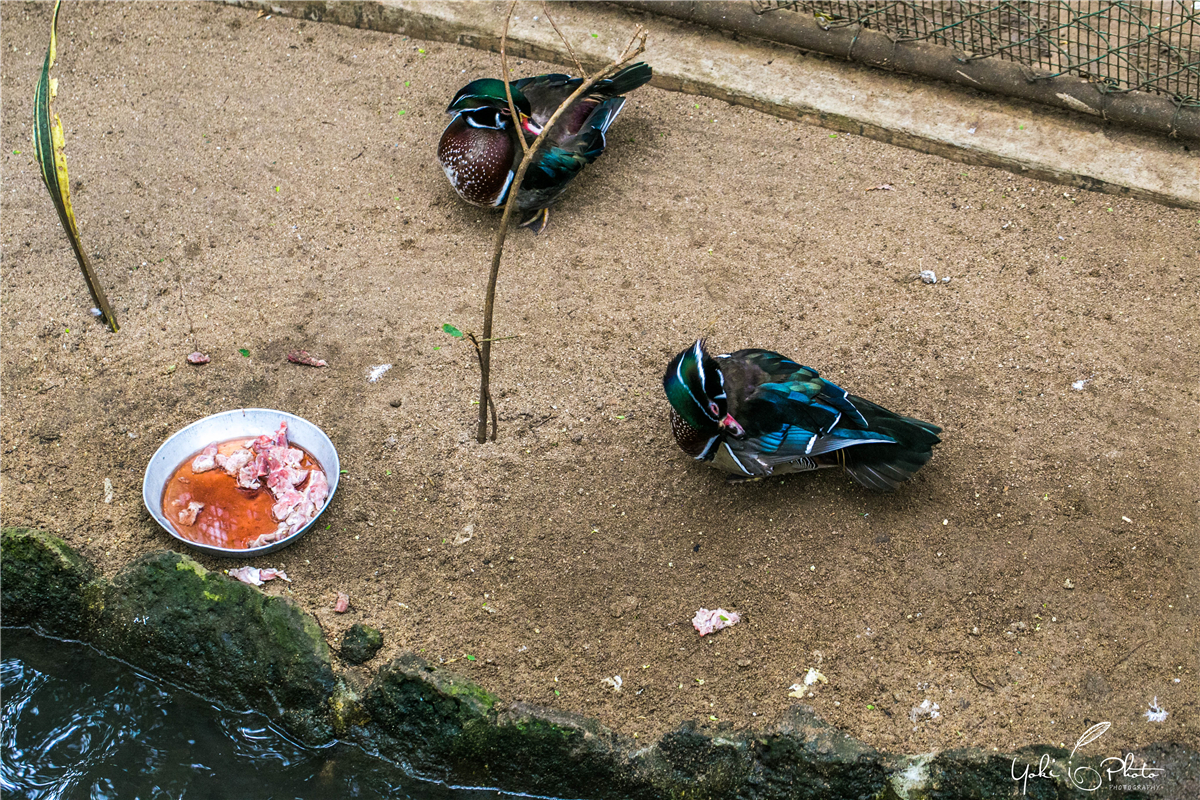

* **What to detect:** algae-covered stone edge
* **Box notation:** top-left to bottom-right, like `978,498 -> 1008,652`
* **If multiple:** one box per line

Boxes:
2,528 -> 1190,799
1,526 -> 98,637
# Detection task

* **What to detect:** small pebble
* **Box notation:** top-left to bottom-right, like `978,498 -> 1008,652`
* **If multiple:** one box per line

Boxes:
186,351 -> 210,365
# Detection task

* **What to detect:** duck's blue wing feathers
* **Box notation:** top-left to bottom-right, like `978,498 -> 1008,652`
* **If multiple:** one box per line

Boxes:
730,349 -> 871,438
521,97 -> 625,202
713,348 -> 942,490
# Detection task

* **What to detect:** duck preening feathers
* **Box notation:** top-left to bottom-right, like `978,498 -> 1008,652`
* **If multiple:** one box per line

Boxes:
437,63 -> 653,233
663,340 -> 941,491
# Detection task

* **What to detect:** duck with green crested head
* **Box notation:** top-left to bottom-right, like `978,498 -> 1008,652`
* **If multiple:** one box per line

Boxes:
663,340 -> 942,490
437,63 -> 652,233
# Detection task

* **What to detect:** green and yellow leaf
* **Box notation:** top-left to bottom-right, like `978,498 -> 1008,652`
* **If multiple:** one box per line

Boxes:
33,0 -> 118,332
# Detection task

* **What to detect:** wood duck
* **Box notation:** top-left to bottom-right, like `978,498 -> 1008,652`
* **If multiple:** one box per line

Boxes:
437,63 -> 652,233
663,340 -> 942,490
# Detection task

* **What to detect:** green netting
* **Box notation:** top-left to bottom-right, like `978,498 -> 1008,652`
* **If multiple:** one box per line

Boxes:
753,1 -> 1200,106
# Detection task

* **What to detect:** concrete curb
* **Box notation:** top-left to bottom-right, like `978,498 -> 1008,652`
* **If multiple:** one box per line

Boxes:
231,0 -> 1198,208
4,527 -> 1195,798
613,0 -> 1200,142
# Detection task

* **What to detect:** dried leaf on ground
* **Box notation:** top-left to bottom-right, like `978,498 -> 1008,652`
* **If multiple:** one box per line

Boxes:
287,349 -> 327,367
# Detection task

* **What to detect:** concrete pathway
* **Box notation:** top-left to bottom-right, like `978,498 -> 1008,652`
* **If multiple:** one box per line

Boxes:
236,0 -> 1198,208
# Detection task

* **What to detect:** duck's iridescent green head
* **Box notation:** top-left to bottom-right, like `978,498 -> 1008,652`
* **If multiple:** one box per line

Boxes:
446,79 -> 533,125
663,340 -> 729,434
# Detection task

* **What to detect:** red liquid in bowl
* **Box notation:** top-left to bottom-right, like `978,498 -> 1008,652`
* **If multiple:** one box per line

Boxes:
161,438 -> 322,549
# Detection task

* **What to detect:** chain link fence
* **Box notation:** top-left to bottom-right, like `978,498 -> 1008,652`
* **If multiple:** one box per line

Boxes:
619,1 -> 1199,138
752,1 -> 1199,106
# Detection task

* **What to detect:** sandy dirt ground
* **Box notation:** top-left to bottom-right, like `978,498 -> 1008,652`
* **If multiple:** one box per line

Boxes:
2,1 -> 1196,761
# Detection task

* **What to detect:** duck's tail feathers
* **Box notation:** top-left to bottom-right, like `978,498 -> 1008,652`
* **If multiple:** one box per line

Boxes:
600,62 -> 653,97
839,398 -> 941,491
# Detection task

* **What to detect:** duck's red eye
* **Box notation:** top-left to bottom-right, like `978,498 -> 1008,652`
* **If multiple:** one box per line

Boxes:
708,401 -> 720,416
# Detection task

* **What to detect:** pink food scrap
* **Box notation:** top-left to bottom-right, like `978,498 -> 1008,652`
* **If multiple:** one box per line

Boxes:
692,607 -> 741,636
191,443 -> 219,473
334,592 -> 350,613
186,352 -> 211,365
287,350 -> 327,367
186,420 -> 331,550
228,566 -> 292,586
215,447 -> 253,477
248,528 -> 288,549
178,501 -> 204,526
237,455 -> 266,490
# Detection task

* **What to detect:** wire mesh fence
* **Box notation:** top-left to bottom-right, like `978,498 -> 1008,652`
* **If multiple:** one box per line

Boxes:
752,1 -> 1200,106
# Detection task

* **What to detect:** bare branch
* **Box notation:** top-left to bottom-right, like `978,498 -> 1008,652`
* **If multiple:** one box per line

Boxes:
500,0 -> 529,157
474,10 -> 648,442
465,332 -> 499,442
619,24 -> 649,64
541,0 -> 586,78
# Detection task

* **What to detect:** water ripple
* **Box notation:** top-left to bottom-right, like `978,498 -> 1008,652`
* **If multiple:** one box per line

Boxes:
1,629 -> 532,799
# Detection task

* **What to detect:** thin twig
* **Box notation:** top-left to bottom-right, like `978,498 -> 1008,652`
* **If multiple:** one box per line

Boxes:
541,0 -> 586,78
1112,639 -> 1148,669
970,668 -> 996,692
619,22 -> 647,62
500,1 -> 529,158
465,333 -> 499,441
476,6 -> 646,442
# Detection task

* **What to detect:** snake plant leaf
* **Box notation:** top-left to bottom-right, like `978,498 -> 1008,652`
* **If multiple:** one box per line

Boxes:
33,0 -> 118,332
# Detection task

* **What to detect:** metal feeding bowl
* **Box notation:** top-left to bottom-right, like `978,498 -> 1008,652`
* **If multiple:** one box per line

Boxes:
143,409 -> 340,557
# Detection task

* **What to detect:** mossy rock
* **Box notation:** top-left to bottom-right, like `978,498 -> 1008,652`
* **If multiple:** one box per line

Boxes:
362,652 -> 500,775
454,702 -> 643,798
1,527 -> 97,637
750,706 -> 888,799
340,623 -> 383,665
642,720 -> 752,799
89,550 -> 338,745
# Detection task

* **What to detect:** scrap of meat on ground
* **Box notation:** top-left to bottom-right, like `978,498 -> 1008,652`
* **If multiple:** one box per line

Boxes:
286,349 -> 327,367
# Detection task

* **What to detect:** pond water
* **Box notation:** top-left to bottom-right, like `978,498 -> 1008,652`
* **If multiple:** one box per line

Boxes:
1,628 -> 521,800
